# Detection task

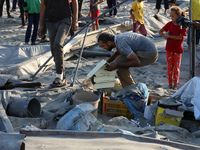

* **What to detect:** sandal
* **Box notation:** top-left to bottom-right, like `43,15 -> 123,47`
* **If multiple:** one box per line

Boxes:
49,78 -> 67,88
40,38 -> 48,43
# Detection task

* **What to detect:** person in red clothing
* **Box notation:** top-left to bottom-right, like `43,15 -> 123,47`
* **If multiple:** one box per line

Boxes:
159,6 -> 187,90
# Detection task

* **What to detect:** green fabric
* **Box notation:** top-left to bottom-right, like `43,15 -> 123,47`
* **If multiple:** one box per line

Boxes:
24,0 -> 41,14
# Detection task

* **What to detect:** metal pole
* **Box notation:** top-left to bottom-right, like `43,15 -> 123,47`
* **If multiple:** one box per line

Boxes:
31,0 -> 128,80
191,27 -> 196,77
70,26 -> 89,87
189,0 -> 193,77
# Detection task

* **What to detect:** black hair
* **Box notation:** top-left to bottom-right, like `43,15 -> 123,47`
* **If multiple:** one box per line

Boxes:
170,6 -> 186,17
97,32 -> 115,43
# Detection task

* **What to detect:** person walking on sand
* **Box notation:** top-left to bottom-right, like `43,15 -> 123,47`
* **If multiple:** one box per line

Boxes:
97,32 -> 158,88
90,0 -> 104,31
18,0 -> 27,28
24,0 -> 41,45
156,0 -> 169,15
129,0 -> 147,36
107,0 -> 117,17
38,0 -> 78,88
159,6 -> 187,90
0,0 -> 14,18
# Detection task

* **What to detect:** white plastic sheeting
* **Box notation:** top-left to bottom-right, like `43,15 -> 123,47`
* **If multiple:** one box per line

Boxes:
172,77 -> 200,120
0,34 -> 84,80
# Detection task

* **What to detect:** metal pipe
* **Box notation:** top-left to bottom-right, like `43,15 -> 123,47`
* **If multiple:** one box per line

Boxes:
191,27 -> 196,77
31,0 -> 128,80
189,0 -> 192,77
70,25 -> 89,87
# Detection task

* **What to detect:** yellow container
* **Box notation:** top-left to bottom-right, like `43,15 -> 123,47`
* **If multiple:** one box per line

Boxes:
155,106 -> 183,126
102,97 -> 134,119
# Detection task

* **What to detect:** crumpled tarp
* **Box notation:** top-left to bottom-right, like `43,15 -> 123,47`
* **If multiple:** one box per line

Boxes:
172,77 -> 200,120
115,83 -> 149,120
0,34 -> 84,80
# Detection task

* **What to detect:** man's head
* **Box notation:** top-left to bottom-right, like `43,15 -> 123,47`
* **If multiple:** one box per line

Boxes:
97,32 -> 115,51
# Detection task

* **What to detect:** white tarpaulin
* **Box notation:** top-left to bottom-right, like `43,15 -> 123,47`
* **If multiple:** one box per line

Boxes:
0,34 -> 84,80
172,77 -> 200,120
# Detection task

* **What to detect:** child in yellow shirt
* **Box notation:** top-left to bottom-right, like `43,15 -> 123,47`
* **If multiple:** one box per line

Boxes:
129,0 -> 147,36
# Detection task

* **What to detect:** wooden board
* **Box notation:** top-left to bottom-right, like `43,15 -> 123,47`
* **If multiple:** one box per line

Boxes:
94,76 -> 116,83
94,82 -> 115,89
87,60 -> 107,77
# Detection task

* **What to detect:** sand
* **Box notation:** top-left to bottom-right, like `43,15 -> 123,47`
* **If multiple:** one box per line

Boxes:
1,0 -> 200,149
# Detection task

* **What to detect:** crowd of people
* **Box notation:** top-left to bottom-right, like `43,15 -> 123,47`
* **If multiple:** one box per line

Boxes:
0,0 -> 199,89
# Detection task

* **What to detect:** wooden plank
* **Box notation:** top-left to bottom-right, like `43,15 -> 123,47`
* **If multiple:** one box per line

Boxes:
73,24 -> 132,49
94,82 -> 115,89
95,68 -> 116,77
0,82 -> 43,90
94,76 -> 116,83
70,42 -> 98,51
0,102 -> 14,133
87,60 -> 107,77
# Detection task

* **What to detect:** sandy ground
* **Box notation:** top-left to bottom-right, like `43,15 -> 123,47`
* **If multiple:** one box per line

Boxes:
1,0 -> 200,149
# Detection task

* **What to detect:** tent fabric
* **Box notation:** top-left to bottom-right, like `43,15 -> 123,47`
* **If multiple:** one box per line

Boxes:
172,77 -> 200,120
0,34 -> 84,80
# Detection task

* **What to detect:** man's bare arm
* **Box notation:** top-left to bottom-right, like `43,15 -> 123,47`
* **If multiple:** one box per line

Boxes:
106,52 -> 141,71
107,50 -> 121,63
72,0 -> 78,31
38,0 -> 46,36
117,52 -> 141,67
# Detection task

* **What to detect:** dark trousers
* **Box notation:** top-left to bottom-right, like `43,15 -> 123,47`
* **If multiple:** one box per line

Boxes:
47,18 -> 71,75
107,0 -> 117,16
25,14 -> 40,43
78,0 -> 83,12
187,26 -> 200,45
18,0 -> 25,26
69,2 -> 74,36
12,0 -> 17,9
156,0 -> 169,10
0,0 -> 11,17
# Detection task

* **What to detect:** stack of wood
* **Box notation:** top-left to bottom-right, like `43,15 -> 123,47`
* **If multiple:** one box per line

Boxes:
87,60 -> 117,89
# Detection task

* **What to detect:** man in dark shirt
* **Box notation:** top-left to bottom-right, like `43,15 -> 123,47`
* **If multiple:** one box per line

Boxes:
38,0 -> 78,87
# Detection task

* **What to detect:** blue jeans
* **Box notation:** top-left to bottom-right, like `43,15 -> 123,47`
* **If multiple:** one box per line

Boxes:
25,14 -> 40,43
47,18 -> 71,76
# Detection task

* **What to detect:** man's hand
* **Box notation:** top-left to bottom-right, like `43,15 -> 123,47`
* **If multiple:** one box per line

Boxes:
37,26 -> 42,38
105,62 -> 117,71
24,12 -> 28,18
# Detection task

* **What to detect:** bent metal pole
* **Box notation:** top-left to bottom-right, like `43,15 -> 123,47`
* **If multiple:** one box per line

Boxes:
31,0 -> 128,80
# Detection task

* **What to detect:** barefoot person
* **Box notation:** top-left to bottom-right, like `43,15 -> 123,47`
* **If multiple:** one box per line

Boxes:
159,6 -> 187,90
97,32 -> 158,88
129,0 -> 147,36
38,0 -> 78,87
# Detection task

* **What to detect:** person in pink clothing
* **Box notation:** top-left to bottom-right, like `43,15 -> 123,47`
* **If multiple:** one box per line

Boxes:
159,6 -> 187,90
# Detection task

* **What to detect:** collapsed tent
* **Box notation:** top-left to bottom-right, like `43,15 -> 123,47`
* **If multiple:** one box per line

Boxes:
172,77 -> 200,120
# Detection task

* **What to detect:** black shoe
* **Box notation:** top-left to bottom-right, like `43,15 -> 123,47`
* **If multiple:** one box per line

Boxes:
8,15 -> 14,18
31,42 -> 37,45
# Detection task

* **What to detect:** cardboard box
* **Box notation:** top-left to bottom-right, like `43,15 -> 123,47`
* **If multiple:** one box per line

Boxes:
155,105 -> 184,127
